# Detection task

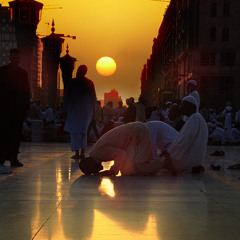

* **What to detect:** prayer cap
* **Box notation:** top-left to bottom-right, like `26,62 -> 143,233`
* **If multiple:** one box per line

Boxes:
226,106 -> 232,111
165,101 -> 172,106
188,80 -> 197,87
182,96 -> 197,107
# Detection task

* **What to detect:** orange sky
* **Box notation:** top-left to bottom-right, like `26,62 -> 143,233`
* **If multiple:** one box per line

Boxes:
2,0 -> 169,102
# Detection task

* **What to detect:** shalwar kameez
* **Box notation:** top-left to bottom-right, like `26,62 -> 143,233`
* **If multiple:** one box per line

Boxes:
64,67 -> 96,155
168,113 -> 208,171
145,121 -> 178,158
89,122 -> 166,175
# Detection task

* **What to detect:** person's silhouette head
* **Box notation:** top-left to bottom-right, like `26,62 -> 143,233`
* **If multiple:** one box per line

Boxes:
9,48 -> 21,66
76,65 -> 88,78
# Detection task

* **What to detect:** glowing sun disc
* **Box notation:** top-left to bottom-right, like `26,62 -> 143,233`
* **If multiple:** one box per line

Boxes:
96,57 -> 117,76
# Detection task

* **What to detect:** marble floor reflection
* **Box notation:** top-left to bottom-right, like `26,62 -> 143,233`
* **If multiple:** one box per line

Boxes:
0,142 -> 240,240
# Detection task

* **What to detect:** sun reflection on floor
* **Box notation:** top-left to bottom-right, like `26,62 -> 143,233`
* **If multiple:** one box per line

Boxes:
99,178 -> 115,197
89,211 -> 160,240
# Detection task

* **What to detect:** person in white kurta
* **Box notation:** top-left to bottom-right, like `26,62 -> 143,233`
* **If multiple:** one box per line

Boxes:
187,80 -> 200,112
79,96 -> 208,176
222,107 -> 233,144
64,65 -> 96,159
80,122 -> 175,176
145,121 -> 178,158
167,96 -> 208,171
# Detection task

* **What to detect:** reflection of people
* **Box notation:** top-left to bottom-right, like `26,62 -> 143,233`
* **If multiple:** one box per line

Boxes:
79,96 -> 208,176
79,121 -> 176,176
64,65 -> 96,159
0,49 -> 30,172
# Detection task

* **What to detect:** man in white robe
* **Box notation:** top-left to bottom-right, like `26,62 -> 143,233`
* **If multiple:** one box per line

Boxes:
64,65 -> 96,159
167,96 -> 208,172
145,121 -> 178,158
79,96 -> 208,176
79,121 -> 176,176
187,80 -> 200,112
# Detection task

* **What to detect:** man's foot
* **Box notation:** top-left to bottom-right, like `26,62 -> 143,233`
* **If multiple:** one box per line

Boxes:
71,155 -> 80,159
0,164 -> 13,174
163,156 -> 177,176
11,160 -> 24,167
80,149 -> 85,158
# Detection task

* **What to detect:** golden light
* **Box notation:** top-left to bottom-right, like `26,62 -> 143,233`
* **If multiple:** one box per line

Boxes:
99,178 -> 115,197
96,56 -> 117,76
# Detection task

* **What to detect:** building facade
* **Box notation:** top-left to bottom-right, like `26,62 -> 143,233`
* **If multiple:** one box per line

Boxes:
141,0 -> 240,110
0,4 -> 17,66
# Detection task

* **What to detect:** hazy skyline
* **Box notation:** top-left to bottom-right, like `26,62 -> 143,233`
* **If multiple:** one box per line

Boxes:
2,0 -> 169,102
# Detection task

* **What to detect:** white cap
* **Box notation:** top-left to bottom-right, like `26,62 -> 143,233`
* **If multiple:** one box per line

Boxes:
182,96 -> 197,107
165,101 -> 172,106
226,106 -> 232,111
188,80 -> 197,87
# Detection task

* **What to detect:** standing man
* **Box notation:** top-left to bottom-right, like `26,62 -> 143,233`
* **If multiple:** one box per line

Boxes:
0,49 -> 30,173
64,65 -> 96,159
187,80 -> 200,112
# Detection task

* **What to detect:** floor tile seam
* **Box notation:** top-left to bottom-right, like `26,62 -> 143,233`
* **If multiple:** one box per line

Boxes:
190,178 -> 240,223
31,199 -> 62,240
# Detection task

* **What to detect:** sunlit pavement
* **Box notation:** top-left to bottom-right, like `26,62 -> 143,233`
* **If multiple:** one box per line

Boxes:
0,143 -> 240,240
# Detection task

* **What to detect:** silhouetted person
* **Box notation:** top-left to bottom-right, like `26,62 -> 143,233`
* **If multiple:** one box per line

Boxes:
114,100 -> 126,120
135,96 -> 147,122
64,65 -> 96,159
123,97 -> 136,123
0,49 -> 30,172
168,104 -> 185,132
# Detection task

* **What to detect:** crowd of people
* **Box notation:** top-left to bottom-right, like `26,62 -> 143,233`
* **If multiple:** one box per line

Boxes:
1,48 -> 239,176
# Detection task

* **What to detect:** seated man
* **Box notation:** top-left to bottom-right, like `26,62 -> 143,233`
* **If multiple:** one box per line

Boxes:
166,96 -> 208,172
79,96 -> 208,176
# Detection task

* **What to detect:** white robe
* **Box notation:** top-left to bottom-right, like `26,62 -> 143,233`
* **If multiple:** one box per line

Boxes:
168,113 -> 208,171
145,121 -> 178,158
189,90 -> 200,112
64,77 -> 96,133
89,122 -> 165,175
223,112 -> 233,143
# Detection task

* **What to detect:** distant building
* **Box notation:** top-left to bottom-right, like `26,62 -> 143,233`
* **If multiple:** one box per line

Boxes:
141,0 -> 240,110
104,89 -> 122,108
0,4 -> 17,66
0,2 -> 43,101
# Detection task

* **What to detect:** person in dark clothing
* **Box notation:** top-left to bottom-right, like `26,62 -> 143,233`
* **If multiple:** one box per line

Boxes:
168,104 -> 185,132
123,97 -> 136,123
0,49 -> 30,170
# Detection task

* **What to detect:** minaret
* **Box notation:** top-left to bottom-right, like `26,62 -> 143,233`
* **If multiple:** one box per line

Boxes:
41,19 -> 65,108
59,44 -> 77,90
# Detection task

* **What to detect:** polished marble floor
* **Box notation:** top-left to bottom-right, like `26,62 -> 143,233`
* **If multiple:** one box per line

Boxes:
0,142 -> 240,240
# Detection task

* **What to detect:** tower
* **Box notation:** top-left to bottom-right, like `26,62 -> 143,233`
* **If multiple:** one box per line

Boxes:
8,0 -> 43,94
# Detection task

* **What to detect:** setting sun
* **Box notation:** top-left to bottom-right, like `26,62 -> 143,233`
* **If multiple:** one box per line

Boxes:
96,57 -> 117,77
